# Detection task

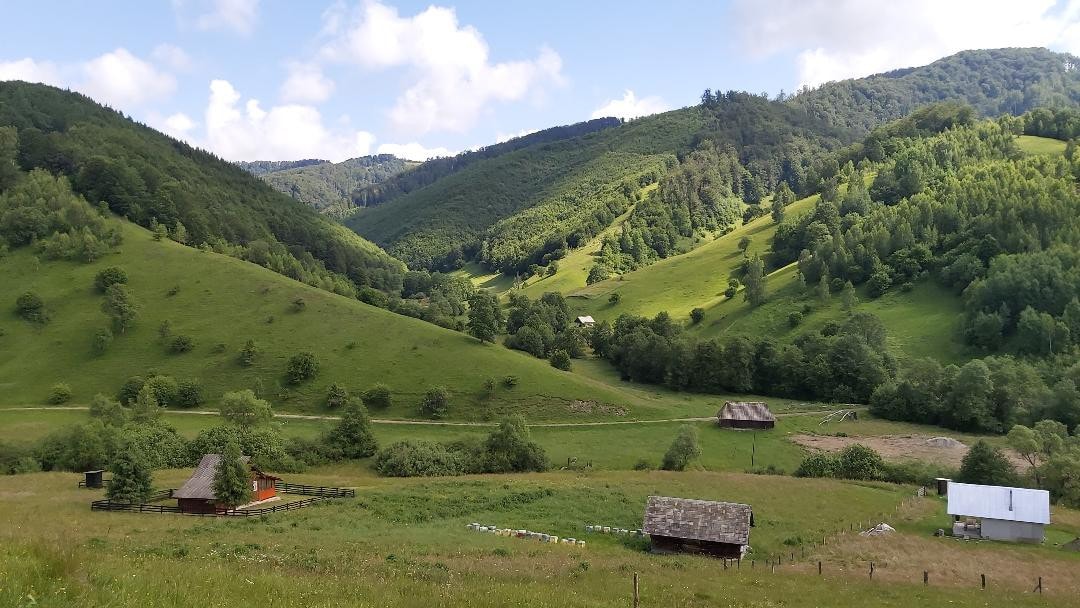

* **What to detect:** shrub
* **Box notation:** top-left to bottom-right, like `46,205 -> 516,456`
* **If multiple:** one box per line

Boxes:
482,377 -> 497,399
15,291 -> 48,323
794,453 -> 836,478
286,351 -> 319,384
117,376 -> 146,405
503,376 -> 518,388
292,297 -> 306,312
144,375 -> 179,407
472,416 -> 549,473
362,383 -> 392,410
418,386 -> 450,419
48,382 -> 72,405
690,308 -> 705,324
957,440 -> 1017,486
788,311 -> 803,327
725,279 -> 740,299
101,283 -> 137,333
93,266 -> 128,293
88,393 -> 128,427
238,339 -> 259,367
661,425 -> 701,471
169,334 -> 194,353
549,349 -> 572,371
834,444 -> 886,480
608,292 -> 621,305
91,327 -> 113,355
323,398 -> 378,459
633,458 -> 652,471
374,441 -> 467,477
219,389 -> 274,426
175,379 -> 205,408
867,270 -> 891,298
157,320 -> 172,340
325,383 -> 349,409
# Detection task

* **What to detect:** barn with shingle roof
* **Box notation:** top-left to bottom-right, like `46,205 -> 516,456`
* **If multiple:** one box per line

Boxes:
642,496 -> 754,558
174,454 -> 279,514
716,401 -> 775,430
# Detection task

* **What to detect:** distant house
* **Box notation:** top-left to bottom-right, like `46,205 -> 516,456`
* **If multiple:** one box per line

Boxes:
947,482 -> 1050,543
173,454 -> 280,514
716,401 -> 775,430
642,495 -> 754,559
575,315 -> 596,327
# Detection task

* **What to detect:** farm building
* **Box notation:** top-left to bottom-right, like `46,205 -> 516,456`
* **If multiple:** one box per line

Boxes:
173,454 -> 280,514
947,482 -> 1050,543
575,315 -> 596,327
642,495 -> 754,558
716,401 -> 775,430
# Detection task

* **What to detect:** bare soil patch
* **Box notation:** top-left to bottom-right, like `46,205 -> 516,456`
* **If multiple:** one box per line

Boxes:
790,433 -> 1029,470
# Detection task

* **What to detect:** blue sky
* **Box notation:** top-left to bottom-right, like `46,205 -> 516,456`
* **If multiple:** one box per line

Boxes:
3,0 -> 1080,161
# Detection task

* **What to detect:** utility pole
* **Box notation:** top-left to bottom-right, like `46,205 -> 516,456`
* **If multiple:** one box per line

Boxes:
751,432 -> 757,467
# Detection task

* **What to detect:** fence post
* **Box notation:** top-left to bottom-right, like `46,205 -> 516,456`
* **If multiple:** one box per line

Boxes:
818,561 -> 822,576
981,574 -> 985,590
923,571 -> 928,585
632,572 -> 639,608
869,562 -> 874,580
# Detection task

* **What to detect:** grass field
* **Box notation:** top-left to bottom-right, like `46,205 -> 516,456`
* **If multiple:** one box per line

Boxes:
3,467 -> 1078,607
1016,134 -> 1067,156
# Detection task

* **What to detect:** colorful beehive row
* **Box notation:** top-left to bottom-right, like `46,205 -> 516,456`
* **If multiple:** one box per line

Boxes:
467,523 -> 585,546
584,525 -> 644,536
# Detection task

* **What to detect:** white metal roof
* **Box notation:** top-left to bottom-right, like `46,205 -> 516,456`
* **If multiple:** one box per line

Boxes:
576,316 -> 595,323
946,482 -> 1050,525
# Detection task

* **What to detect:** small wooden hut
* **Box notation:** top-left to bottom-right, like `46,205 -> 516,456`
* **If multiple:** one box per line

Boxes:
575,315 -> 596,327
174,454 -> 280,514
642,496 -> 754,559
716,401 -> 775,430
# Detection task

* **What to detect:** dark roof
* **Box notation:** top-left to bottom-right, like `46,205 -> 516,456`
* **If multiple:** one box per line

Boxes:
642,496 -> 754,545
716,401 -> 775,423
174,454 -> 252,500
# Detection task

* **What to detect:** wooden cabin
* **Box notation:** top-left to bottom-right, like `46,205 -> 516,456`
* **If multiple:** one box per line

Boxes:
173,454 -> 280,514
642,496 -> 754,559
716,401 -> 775,430
575,315 -> 596,327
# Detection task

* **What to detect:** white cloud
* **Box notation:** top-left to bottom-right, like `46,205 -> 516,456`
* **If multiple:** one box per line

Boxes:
319,0 -> 564,135
495,128 -> 538,143
192,0 -> 260,35
0,58 -> 62,86
376,142 -> 454,161
152,44 -> 192,71
192,79 -> 374,162
163,112 -> 197,136
280,61 -> 335,103
590,90 -> 669,120
733,0 -> 1080,88
80,48 -> 177,108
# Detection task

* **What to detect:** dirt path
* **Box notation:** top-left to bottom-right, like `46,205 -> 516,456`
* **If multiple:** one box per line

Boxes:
0,406 -> 814,428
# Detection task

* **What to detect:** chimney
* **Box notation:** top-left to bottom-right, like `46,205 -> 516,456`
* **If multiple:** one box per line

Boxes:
1009,489 -> 1013,512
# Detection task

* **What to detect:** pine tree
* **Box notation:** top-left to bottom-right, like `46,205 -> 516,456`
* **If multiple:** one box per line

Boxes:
213,441 -> 252,509
107,444 -> 153,504
172,221 -> 188,244
841,281 -> 858,311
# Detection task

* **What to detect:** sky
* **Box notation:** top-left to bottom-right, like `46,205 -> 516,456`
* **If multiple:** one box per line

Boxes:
3,0 -> 1080,162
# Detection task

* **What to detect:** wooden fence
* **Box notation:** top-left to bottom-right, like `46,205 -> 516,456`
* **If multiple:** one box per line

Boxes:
278,482 -> 356,498
89,480 -> 354,515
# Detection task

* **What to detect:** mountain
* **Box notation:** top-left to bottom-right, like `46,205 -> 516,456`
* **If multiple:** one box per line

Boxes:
347,48 -> 1080,275
237,159 -> 327,176
0,81 -> 405,294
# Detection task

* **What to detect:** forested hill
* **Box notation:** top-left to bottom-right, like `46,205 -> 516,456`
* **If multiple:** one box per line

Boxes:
347,47 -> 1080,275
245,154 -> 415,219
0,81 -> 405,294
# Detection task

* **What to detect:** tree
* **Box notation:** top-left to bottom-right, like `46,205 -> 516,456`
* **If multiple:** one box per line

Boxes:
549,349 -> 571,371
841,281 -> 858,311
169,334 -> 194,353
212,441 -> 252,509
547,262 -> 559,276
151,220 -> 168,241
743,255 -> 766,306
474,415 -> 549,473
15,291 -> 48,323
89,393 -> 128,427
418,386 -> 450,419
362,383 -> 392,410
661,424 -> 701,471
467,291 -> 503,343
724,279 -> 740,299
957,440 -> 1017,486
834,444 -> 885,480
238,339 -> 259,367
608,292 -> 622,305
325,398 -> 378,459
48,382 -> 72,405
1016,306 -> 1055,355
325,383 -> 349,408
1007,421 -> 1068,487
219,389 -> 273,426
131,383 -> 161,422
171,221 -> 188,244
93,266 -> 128,293
91,327 -> 113,355
101,283 -> 137,333
144,375 -> 179,406
867,270 -> 891,298
690,308 -> 705,324
772,183 -> 794,224
286,351 -> 319,384
738,235 -> 753,253
106,444 -> 153,504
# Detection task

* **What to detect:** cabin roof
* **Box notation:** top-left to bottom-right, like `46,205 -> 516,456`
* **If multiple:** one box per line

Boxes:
643,496 -> 754,545
173,454 -> 278,500
716,401 -> 775,422
576,315 -> 596,324
947,482 -> 1050,524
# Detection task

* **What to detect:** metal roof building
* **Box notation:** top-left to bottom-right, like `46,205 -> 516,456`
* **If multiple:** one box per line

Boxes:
642,496 -> 754,558
947,482 -> 1050,543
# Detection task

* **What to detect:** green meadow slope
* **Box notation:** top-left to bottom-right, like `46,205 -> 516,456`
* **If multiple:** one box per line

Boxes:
0,218 -> 727,420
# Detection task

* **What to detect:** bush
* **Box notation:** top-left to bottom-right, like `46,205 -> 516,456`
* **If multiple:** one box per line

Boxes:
472,416 -> 549,473
175,379 -> 205,408
48,382 -> 73,405
608,292 -> 621,305
89,393 -> 128,427
418,386 -> 450,419
503,375 -> 518,388
117,376 -> 145,405
286,351 -> 319,384
325,383 -> 349,409
374,440 -> 467,477
143,375 -> 179,407
661,425 -> 701,471
292,297 -> 306,312
362,383 -> 392,410
690,308 -> 705,324
788,311 -> 803,327
794,453 -> 836,478
94,266 -> 128,293
169,334 -> 194,353
219,389 -> 273,426
549,349 -> 571,371
834,444 -> 886,480
15,291 -> 48,323
633,458 -> 652,471
957,440 -> 1017,486
91,327 -> 113,355
238,339 -> 259,367
323,398 -> 378,459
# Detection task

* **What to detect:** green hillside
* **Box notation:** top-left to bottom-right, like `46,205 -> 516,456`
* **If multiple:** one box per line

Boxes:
254,155 -> 415,218
348,48 -> 1080,277
0,217 -> 720,420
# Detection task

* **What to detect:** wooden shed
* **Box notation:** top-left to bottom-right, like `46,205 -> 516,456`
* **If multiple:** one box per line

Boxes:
173,454 -> 280,514
642,496 -> 754,559
716,401 -> 775,430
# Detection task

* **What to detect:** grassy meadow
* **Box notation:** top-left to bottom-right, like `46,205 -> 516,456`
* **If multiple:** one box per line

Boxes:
1016,134 -> 1067,156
